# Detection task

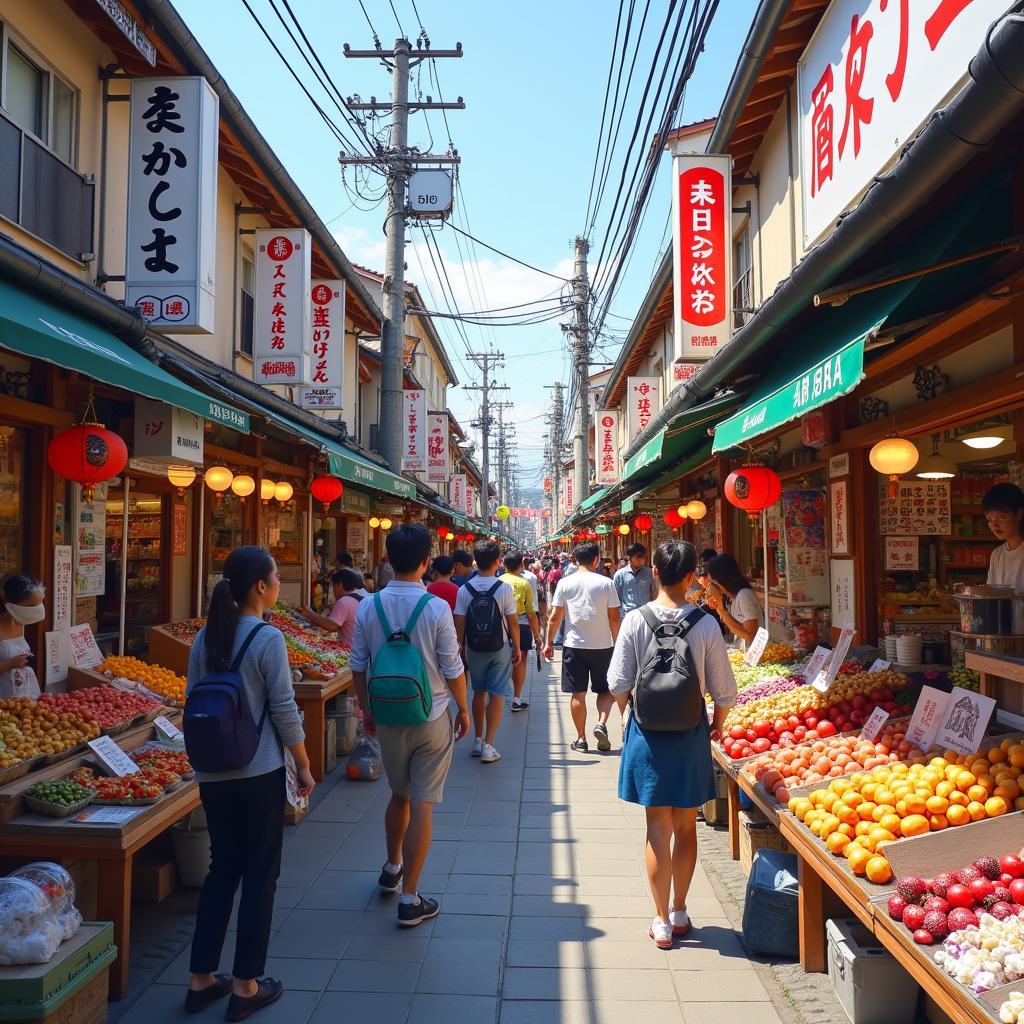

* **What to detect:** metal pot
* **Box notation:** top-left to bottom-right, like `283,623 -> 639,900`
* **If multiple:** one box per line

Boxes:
952,584 -> 1021,635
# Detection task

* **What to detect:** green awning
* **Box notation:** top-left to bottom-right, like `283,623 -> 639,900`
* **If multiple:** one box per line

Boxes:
712,331 -> 871,453
0,279 -> 249,430
577,487 -> 609,513
326,444 -> 417,500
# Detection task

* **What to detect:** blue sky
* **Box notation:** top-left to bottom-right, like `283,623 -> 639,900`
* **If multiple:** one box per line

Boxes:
173,0 -> 757,481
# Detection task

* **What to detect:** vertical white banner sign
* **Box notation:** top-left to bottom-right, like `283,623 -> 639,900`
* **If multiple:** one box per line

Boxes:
594,410 -> 620,486
426,413 -> 450,483
625,377 -> 662,441
450,474 -> 466,514
253,228 -> 311,385
402,389 -> 427,472
301,280 -> 345,409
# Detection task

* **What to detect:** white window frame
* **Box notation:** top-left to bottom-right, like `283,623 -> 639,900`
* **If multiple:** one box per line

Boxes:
0,22 -> 79,168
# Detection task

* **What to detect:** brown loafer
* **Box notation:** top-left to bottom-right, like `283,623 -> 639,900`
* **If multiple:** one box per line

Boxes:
184,974 -> 233,1014
224,978 -> 284,1022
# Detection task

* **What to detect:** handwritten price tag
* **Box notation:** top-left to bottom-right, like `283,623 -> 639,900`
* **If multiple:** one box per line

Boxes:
869,659 -> 891,672
860,707 -> 890,743
803,647 -> 831,684
153,715 -> 183,743
812,629 -> 856,693
744,627 -> 770,667
87,736 -> 139,777
906,685 -> 950,752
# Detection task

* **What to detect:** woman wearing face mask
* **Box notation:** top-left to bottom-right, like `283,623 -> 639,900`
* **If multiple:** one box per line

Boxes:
0,576 -> 44,700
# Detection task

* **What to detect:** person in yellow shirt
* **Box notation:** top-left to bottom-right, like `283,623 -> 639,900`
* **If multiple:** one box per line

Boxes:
500,552 -> 541,712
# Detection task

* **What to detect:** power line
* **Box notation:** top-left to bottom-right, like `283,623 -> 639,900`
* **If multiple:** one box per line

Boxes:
445,223 -> 569,282
356,0 -> 381,46
388,0 -> 406,35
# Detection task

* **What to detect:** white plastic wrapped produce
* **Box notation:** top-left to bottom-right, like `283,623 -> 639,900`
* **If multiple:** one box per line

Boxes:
9,862 -> 81,941
0,877 -> 63,965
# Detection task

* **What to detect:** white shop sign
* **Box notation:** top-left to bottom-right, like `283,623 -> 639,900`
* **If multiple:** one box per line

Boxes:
426,414 -> 450,483
594,410 -> 620,486
253,228 -> 311,385
133,399 -> 204,466
126,77 -> 218,332
402,389 -> 427,472
300,280 -> 345,410
798,0 -> 1005,246
744,627 -> 770,667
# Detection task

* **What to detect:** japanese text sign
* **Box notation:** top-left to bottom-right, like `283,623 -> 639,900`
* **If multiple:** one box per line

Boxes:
45,631 -> 68,686
68,624 -> 103,669
402,389 -> 427,472
803,646 -> 831,684
53,545 -> 72,633
860,706 -> 890,742
673,360 -> 701,384
126,77 -> 218,333
869,659 -> 891,672
427,413 -> 450,483
594,410 -> 620,486
879,479 -> 951,535
133,398 -> 204,466
450,474 -> 466,514
154,715 -> 184,743
744,627 -> 770,667
87,736 -> 140,777
831,479 -> 849,555
254,228 -> 311,385
565,474 -> 575,514
300,280 -> 345,409
625,377 -> 662,442
798,0 -> 1004,246
813,627 -> 855,691
885,536 -> 919,571
466,485 -> 475,517
906,685 -> 949,752
672,153 -> 732,360
935,686 -> 997,757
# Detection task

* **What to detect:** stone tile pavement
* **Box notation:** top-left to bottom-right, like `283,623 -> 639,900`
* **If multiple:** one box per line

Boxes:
111,654 -> 825,1024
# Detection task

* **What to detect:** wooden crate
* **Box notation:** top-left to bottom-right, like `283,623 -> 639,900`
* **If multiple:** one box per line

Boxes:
148,625 -> 191,677
739,808 -> 793,876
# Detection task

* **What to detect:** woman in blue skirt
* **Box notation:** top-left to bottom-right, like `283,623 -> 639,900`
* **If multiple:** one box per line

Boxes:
609,540 -> 737,948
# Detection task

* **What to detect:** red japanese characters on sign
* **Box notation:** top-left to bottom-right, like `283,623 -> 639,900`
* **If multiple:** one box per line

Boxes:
798,0 -> 1002,245
594,410 -> 620,487
450,474 -> 466,514
427,413 -> 450,483
301,279 -> 345,409
672,154 -> 732,361
402,390 -> 427,472
625,376 -> 662,442
830,479 -> 849,555
543,476 -> 553,495
254,227 -> 311,385
673,361 -> 700,384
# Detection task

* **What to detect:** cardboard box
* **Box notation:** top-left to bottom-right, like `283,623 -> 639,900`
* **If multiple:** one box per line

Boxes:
739,808 -> 792,876
131,856 -> 177,904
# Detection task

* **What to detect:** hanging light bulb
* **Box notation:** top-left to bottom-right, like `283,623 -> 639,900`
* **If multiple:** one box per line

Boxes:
231,473 -> 256,497
676,505 -> 689,520
870,433 -> 919,497
274,481 -> 294,503
166,465 -> 196,496
368,517 -> 381,529
685,500 -> 707,520
916,434 -> 957,480
260,478 -> 276,503
617,524 -> 630,535
380,517 -> 393,530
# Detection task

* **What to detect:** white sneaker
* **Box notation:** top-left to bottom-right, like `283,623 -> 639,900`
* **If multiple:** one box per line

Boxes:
471,737 -> 483,757
480,744 -> 501,764
649,917 -> 673,949
670,908 -> 691,936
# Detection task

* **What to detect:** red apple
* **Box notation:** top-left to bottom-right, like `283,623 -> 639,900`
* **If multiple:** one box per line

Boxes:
946,884 -> 975,909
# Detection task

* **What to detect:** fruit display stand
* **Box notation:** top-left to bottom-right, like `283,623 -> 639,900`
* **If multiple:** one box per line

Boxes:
966,650 -> 1024,716
147,625 -> 190,678
0,713 -> 198,1001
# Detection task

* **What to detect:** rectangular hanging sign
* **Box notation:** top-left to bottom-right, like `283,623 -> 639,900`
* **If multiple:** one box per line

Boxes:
426,414 -> 450,483
402,389 -> 427,472
594,410 -> 620,486
300,280 -> 345,409
253,228 -> 311,385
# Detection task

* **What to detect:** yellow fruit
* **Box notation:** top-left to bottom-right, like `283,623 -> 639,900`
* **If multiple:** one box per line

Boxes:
827,832 -> 851,856
900,814 -> 930,838
865,856 -> 892,885
968,785 -> 989,803
926,795 -> 949,815
985,796 -> 1009,817
928,813 -> 949,831
967,800 -> 988,822
946,804 -> 970,827
847,846 -> 872,876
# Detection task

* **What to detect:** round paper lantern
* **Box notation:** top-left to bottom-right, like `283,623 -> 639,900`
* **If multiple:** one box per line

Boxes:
685,500 -> 707,521
48,422 -> 128,503
204,465 -> 234,493
663,508 -> 683,529
274,481 -> 294,503
870,433 -> 919,497
446,531 -> 455,541
368,517 -> 381,529
496,505 -> 510,521
166,465 -> 196,495
259,478 -> 276,503
231,474 -> 256,498
617,524 -> 630,536
380,518 -> 393,530
633,514 -> 653,532
310,474 -> 344,512
436,526 -> 449,539
724,465 -> 781,521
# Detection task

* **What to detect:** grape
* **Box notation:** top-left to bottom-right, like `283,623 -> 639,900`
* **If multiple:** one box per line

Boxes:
949,667 -> 980,693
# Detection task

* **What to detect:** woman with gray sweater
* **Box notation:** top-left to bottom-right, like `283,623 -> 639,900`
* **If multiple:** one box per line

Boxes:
184,547 -> 315,1021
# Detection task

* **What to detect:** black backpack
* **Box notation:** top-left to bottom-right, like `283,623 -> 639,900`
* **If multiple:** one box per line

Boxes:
630,606 -> 706,732
464,580 -> 506,652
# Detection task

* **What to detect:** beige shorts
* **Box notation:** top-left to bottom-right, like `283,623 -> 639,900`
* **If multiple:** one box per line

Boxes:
377,710 -> 455,803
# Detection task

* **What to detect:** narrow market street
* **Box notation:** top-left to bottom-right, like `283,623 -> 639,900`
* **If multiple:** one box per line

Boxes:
108,654 -> 827,1024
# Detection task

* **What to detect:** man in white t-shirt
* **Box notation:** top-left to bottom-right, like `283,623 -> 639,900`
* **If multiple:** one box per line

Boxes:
543,542 -> 621,753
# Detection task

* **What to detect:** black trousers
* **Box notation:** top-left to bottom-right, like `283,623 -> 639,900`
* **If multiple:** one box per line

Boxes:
189,767 -> 285,979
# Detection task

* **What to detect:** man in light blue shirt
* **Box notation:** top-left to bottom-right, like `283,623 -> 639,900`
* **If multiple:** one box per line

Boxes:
614,543 -> 658,616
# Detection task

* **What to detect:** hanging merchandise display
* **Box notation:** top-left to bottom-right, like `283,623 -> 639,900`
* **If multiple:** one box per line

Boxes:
47,388 -> 129,502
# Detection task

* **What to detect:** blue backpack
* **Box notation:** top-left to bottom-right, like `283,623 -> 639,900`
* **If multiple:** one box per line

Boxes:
367,593 -> 434,726
183,622 -> 270,772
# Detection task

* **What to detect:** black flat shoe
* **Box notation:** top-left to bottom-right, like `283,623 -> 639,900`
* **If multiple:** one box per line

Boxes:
184,974 -> 233,1014
224,978 -> 284,1022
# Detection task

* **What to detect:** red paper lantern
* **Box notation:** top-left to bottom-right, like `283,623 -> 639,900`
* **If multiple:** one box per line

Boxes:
309,474 -> 344,512
633,514 -> 653,532
48,422 -> 127,502
724,464 -> 782,521
436,526 -> 449,539
663,508 -> 683,528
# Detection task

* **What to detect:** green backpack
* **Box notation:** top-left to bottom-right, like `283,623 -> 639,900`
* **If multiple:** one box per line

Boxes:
367,592 -> 434,726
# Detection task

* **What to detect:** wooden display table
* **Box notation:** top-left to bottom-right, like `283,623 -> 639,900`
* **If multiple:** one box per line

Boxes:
294,670 -> 353,781
0,715 -> 198,1001
967,648 -> 1024,715
148,625 -> 191,677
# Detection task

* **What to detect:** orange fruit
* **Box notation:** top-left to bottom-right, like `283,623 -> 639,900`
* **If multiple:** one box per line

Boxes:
946,804 -> 969,826
857,802 -> 878,822
954,770 -> 976,792
900,814 -> 930,838
967,800 -> 987,822
928,813 -> 949,831
926,795 -> 949,815
995,780 -> 1021,802
855,820 -> 874,838
865,856 -> 893,885
904,794 -> 927,816
879,813 -> 902,835
827,832 -> 851,856
948,790 -> 969,807
967,785 -> 989,804
989,747 -> 1008,765
985,796 -> 1008,818
847,846 -> 872,876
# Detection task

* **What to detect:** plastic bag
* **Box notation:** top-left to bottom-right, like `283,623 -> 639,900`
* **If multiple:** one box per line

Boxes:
284,748 -> 308,810
9,863 -> 81,941
0,877 -> 63,965
345,734 -> 382,781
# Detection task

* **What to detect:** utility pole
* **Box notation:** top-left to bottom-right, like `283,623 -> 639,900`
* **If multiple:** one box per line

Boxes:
561,236 -> 591,508
465,351 -> 507,520
341,38 -> 464,473
545,382 -> 565,529
493,402 -> 515,506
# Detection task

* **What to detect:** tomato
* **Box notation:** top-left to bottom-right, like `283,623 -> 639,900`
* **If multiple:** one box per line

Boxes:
1009,879 -> 1024,906
946,884 -> 975,909
1000,855 -> 1024,879
752,721 -> 771,739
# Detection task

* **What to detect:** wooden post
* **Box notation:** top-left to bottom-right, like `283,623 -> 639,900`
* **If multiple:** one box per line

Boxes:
797,851 -> 827,973
727,775 -> 741,861
97,857 -> 133,1000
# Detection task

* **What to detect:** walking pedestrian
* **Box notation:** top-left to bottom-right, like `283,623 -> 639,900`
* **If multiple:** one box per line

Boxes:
543,541 -> 621,752
451,549 -> 477,587
608,540 -> 736,948
454,541 -> 519,763
349,524 -> 471,927
374,555 -> 395,592
525,556 -> 548,646
184,546 -> 315,1020
702,553 -> 762,646
426,555 -> 458,613
614,543 -> 658,616
499,551 -> 541,713
302,568 -> 363,646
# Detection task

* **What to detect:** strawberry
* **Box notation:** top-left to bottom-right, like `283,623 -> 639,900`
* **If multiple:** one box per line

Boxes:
923,897 -> 950,916
922,911 -> 949,940
930,873 -> 956,899
902,905 -> 926,932
887,894 -> 908,922
975,857 -> 1001,881
896,876 -> 928,903
947,908 -> 979,931
957,865 -> 983,886
990,902 -> 1016,921
913,929 -> 934,945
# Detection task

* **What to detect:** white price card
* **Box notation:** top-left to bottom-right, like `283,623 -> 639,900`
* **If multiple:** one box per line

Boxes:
154,715 -> 183,743
905,685 -> 951,753
934,686 -> 998,758
860,707 -> 890,743
803,647 -> 831,684
87,736 -> 140,777
869,659 -> 891,672
71,806 -> 145,824
812,628 -> 856,692
743,627 -> 770,667
68,623 -> 103,669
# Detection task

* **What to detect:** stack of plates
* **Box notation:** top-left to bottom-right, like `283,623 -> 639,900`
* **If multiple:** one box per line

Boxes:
896,635 -> 923,665
884,635 -> 899,662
